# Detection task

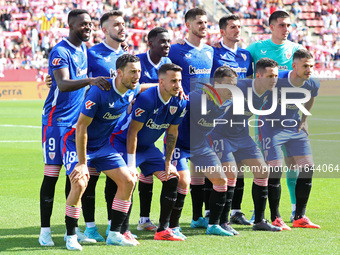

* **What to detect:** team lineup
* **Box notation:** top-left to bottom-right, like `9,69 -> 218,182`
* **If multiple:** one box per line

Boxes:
39,7 -> 320,251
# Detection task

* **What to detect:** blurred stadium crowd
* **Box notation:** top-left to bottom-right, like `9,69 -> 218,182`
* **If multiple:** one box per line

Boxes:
0,0 -> 339,74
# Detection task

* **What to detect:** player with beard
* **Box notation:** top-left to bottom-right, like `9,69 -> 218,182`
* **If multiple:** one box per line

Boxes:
168,8 -> 214,229
39,9 -> 110,247
62,54 -> 141,250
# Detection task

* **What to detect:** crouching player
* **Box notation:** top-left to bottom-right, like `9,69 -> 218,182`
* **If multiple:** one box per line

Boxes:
112,63 -> 188,241
61,54 -> 141,251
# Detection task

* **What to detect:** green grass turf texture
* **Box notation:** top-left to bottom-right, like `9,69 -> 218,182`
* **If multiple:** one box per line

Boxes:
0,98 -> 339,255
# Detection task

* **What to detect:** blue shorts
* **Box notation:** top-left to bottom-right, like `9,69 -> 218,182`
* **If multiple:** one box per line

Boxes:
260,126 -> 312,162
62,130 -> 126,175
42,124 -> 66,165
171,145 -> 190,171
114,140 -> 165,177
209,133 -> 263,163
191,140 -> 221,168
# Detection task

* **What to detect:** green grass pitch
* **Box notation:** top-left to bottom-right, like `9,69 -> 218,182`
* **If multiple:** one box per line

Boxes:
0,98 -> 339,254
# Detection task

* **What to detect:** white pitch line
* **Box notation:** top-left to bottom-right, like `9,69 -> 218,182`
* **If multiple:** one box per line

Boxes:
0,124 -> 40,129
310,132 -> 340,136
310,139 -> 340,143
0,140 -> 40,143
309,118 -> 340,122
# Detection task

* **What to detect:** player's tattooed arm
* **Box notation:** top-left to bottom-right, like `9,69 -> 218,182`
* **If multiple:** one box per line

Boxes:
298,96 -> 315,135
164,124 -> 180,179
53,68 -> 111,92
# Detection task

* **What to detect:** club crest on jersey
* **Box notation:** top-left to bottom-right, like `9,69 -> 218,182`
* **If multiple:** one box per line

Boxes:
49,152 -> 56,160
206,51 -> 212,60
185,53 -> 192,59
52,58 -> 61,66
241,53 -> 247,61
260,50 -> 267,55
85,100 -> 96,110
169,106 -> 178,115
104,56 -> 111,62
285,50 -> 292,60
135,108 -> 145,117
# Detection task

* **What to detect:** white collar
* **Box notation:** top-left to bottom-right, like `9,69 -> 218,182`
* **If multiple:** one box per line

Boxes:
112,77 -> 126,97
221,41 -> 237,53
157,86 -> 170,105
102,41 -> 121,53
63,38 -> 83,52
184,38 -> 204,51
147,50 -> 162,69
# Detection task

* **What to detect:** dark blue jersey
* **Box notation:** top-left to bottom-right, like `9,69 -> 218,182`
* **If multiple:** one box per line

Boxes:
114,86 -> 187,148
137,51 -> 172,84
77,79 -> 141,150
168,40 -> 213,94
213,79 -> 271,137
42,38 -> 87,126
211,42 -> 253,79
87,42 -> 126,78
264,71 -> 319,128
177,90 -> 231,151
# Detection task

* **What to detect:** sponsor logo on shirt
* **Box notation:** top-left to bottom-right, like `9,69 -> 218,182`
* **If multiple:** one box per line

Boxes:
52,58 -> 61,66
189,65 -> 211,75
220,53 -> 227,60
109,102 -> 114,108
110,68 -> 117,78
153,108 -> 159,114
241,53 -> 247,61
104,56 -> 111,62
169,106 -> 177,115
103,112 -> 122,120
72,56 -> 78,62
197,118 -> 214,127
145,119 -> 170,130
206,51 -> 212,60
260,50 -> 267,55
85,100 -> 96,110
135,108 -> 145,117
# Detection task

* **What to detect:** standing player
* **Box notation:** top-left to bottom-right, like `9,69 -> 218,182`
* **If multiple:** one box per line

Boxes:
211,14 -> 254,226
83,10 -> 127,241
210,59 -> 282,232
135,27 -> 172,231
259,49 -> 320,229
112,63 -> 187,241
247,10 -> 303,222
62,54 -> 142,251
176,66 -> 236,236
168,8 -> 214,227
39,9 -> 110,247
211,14 -> 253,79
